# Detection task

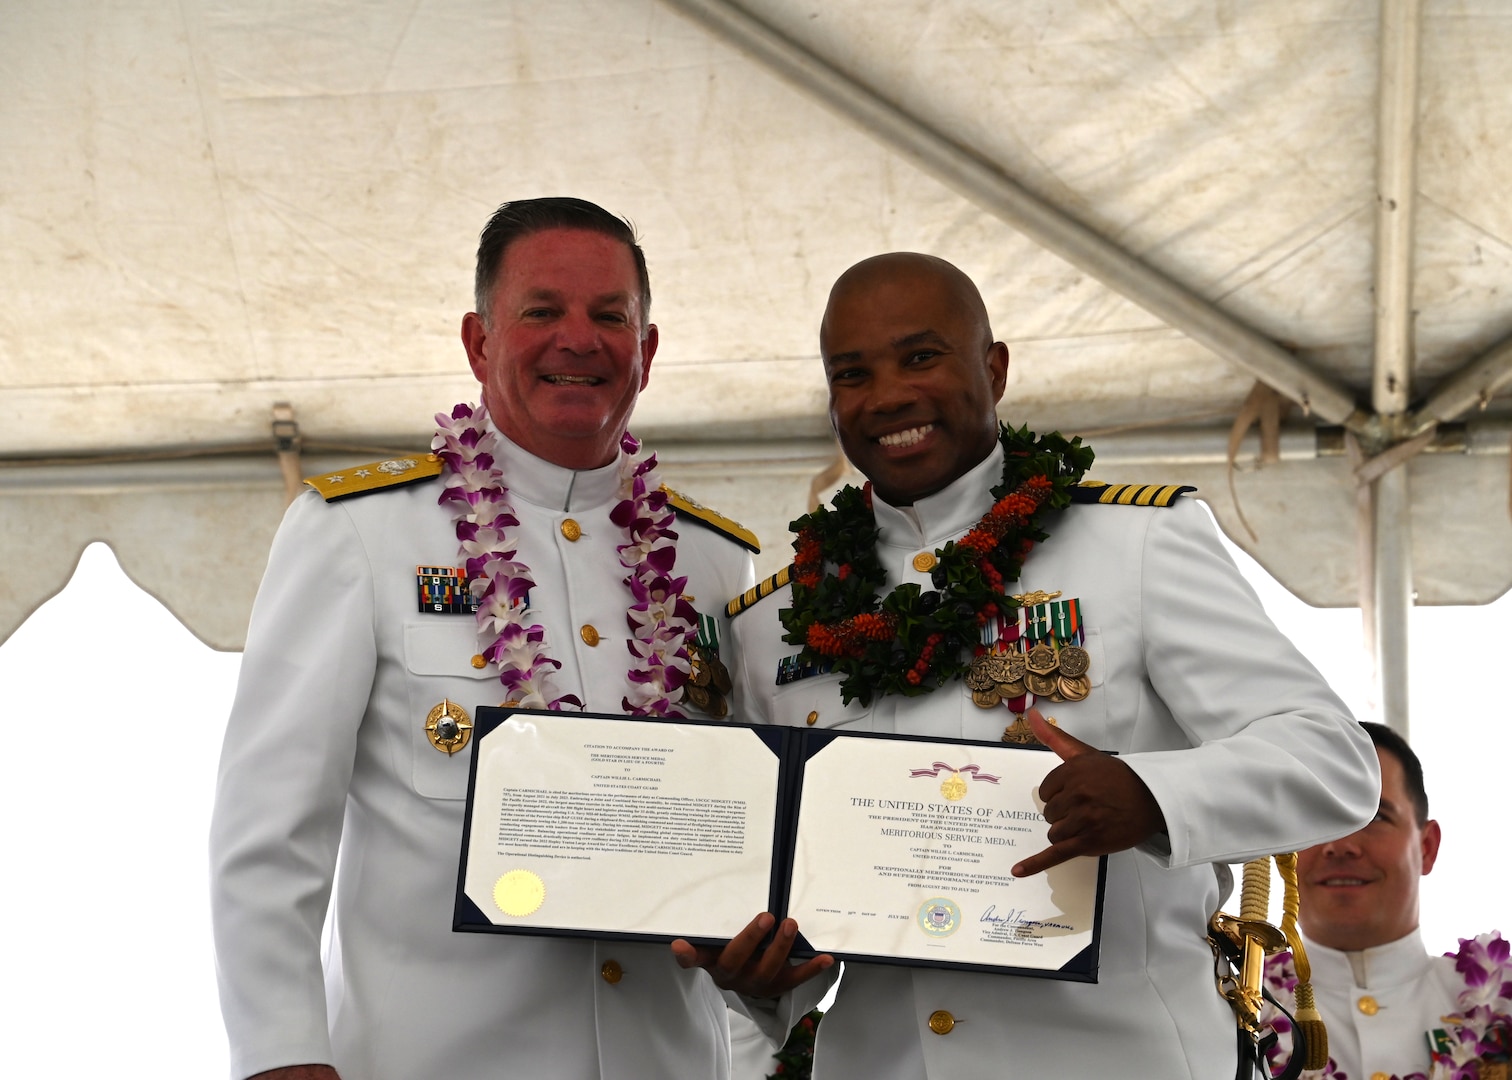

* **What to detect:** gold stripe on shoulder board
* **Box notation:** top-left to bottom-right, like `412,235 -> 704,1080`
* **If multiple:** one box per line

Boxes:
726,565 -> 792,618
1070,481 -> 1195,508
305,454 -> 445,502
661,486 -> 761,553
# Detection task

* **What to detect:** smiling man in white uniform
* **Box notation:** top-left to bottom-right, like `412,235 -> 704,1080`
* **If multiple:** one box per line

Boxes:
728,251 -> 1380,1079
1260,722 -> 1504,1080
210,198 -> 819,1080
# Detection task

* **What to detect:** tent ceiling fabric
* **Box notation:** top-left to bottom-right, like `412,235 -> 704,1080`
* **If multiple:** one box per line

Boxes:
2,0 -> 1510,650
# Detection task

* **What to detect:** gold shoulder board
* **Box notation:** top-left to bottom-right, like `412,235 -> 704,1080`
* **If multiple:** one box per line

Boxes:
1070,480 -> 1196,508
726,565 -> 792,619
305,455 -> 444,502
662,486 -> 760,553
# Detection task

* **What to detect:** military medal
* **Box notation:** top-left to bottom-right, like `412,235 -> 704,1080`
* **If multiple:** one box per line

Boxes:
425,698 -> 473,755
1026,642 -> 1058,675
1000,713 -> 1040,745
1025,596 -> 1094,708
966,655 -> 997,692
1026,671 -> 1059,697
940,772 -> 968,801
972,609 -> 1033,711
689,650 -> 714,687
1057,645 -> 1090,678
685,614 -> 732,718
1057,674 -> 1091,701
708,656 -> 734,696
971,614 -> 1010,709
973,590 -> 1095,717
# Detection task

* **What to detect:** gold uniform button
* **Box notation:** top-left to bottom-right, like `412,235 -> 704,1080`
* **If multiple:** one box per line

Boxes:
601,960 -> 623,984
912,552 -> 938,573
470,654 -> 487,669
1357,995 -> 1379,1016
561,518 -> 582,542
806,711 -> 819,726
581,624 -> 600,647
927,1010 -> 957,1035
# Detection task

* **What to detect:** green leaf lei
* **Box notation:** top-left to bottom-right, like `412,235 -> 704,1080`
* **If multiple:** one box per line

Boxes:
779,423 -> 1093,707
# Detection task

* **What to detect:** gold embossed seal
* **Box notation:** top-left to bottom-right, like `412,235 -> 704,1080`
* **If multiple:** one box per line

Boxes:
494,870 -> 546,917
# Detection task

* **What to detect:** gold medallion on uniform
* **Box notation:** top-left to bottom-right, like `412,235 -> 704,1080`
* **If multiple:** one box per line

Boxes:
425,698 -> 473,755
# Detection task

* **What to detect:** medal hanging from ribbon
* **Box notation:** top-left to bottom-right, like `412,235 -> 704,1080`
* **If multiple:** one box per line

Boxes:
1050,598 -> 1092,702
965,610 -> 1030,712
685,613 -> 733,718
963,592 -> 1094,742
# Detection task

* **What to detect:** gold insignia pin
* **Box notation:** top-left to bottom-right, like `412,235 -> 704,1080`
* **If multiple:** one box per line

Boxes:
425,698 -> 473,755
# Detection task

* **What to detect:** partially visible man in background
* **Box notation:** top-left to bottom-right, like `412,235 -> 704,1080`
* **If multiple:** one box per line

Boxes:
1262,722 -> 1509,1080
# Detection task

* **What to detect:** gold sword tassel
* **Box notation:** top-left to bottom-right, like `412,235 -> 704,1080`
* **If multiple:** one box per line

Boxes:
1275,852 -> 1330,1070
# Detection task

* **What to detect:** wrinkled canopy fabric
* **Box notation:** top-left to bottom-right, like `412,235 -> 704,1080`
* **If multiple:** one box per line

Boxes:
2,0 -> 1509,653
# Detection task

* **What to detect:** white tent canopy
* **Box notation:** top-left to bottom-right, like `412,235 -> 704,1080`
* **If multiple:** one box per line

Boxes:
3,0 -> 1510,729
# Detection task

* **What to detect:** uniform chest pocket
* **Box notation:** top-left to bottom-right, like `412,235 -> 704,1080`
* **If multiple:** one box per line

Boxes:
403,622 -> 495,800
404,622 -> 497,679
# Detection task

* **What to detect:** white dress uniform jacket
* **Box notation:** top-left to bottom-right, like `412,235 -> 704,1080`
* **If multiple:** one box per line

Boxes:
728,446 -> 1379,1080
211,430 -> 757,1080
1264,930 -> 1465,1080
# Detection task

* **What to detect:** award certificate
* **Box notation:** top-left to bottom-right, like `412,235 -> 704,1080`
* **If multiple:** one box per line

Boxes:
456,709 -> 1105,979
786,730 -> 1102,975
457,710 -> 781,942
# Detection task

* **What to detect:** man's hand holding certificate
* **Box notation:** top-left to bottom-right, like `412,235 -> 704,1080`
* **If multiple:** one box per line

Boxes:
670,913 -> 834,997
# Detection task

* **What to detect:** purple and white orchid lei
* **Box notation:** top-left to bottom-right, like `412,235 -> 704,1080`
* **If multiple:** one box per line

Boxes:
1433,933 -> 1512,1080
1260,932 -> 1511,1080
431,402 -> 697,717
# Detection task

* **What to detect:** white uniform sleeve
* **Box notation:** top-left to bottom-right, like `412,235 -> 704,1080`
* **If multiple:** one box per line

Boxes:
209,493 -> 376,1077
1120,499 -> 1379,868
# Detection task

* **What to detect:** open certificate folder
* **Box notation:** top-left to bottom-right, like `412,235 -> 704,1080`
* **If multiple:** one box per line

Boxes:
454,707 -> 1106,980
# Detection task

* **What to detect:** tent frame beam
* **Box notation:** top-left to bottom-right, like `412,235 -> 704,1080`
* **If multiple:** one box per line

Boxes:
1372,0 -> 1421,420
1408,332 -> 1512,434
1367,0 -> 1423,736
662,0 -> 1366,430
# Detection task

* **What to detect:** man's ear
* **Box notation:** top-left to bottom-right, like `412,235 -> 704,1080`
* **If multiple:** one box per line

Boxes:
461,312 -> 489,383
1420,818 -> 1442,876
639,323 -> 659,390
987,341 -> 1009,404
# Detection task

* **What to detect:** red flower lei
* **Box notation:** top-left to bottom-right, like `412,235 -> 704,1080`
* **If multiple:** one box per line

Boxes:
779,424 -> 1092,706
